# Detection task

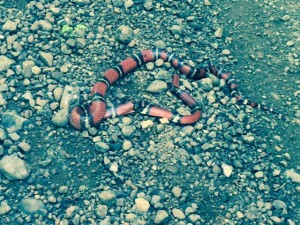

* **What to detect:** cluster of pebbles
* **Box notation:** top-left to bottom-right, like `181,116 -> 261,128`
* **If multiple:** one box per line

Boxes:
0,0 -> 299,224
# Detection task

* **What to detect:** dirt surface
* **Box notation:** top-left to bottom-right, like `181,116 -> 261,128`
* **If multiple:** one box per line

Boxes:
0,0 -> 299,224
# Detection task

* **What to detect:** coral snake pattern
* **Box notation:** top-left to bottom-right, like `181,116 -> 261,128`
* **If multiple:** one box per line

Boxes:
70,49 -> 284,130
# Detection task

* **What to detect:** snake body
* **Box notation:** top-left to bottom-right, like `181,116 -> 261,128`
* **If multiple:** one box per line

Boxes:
69,49 -> 283,130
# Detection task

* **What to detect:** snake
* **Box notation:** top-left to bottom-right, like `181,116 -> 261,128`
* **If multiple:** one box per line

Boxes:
69,49 -> 284,130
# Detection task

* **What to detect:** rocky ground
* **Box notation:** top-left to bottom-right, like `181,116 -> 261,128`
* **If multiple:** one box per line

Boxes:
0,0 -> 299,224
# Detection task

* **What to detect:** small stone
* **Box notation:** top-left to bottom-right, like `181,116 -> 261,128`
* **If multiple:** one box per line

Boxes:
154,210 -> 169,224
135,197 -> 150,212
242,134 -> 255,143
124,0 -> 134,8
172,186 -> 182,198
66,206 -> 76,218
95,142 -> 110,153
141,120 -> 154,129
76,38 -> 86,48
39,51 -> 53,67
214,27 -> 223,38
154,40 -> 166,49
19,198 -> 45,214
115,25 -> 133,44
285,169 -> 300,183
146,80 -> 167,93
221,163 -> 233,177
272,200 -> 287,209
18,141 -> 31,152
172,208 -> 185,219
99,190 -> 116,206
60,85 -> 80,110
199,78 -> 213,91
122,125 -> 135,138
125,213 -> 137,222
0,55 -> 15,72
58,186 -> 68,194
0,154 -> 30,180
281,15 -> 291,21
222,49 -> 230,55
0,201 -> 11,215
122,140 -> 132,150
95,205 -> 108,218
38,20 -> 53,31
51,109 -> 69,127
270,216 -> 283,224
204,0 -> 212,6
2,20 -> 17,32
286,41 -> 295,46
109,162 -> 118,173
170,25 -> 183,35
255,171 -> 264,178
187,214 -> 201,223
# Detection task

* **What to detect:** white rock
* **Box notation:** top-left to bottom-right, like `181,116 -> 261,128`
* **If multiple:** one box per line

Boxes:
285,169 -> 300,183
135,197 -> 150,212
0,154 -> 30,180
221,163 -> 233,177
141,120 -> 154,129
146,80 -> 167,93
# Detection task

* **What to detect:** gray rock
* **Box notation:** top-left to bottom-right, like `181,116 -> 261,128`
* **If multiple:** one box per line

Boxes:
143,0 -> 153,10
146,80 -> 167,93
38,20 -> 53,31
154,210 -> 169,224
285,169 -> 300,183
1,111 -> 29,133
111,0 -> 123,7
121,125 -> 135,138
95,204 -> 108,218
272,200 -> 287,209
0,201 -> 11,215
115,25 -> 133,44
73,0 -> 91,5
76,38 -> 87,48
60,85 -> 80,110
170,25 -> 183,35
0,154 -> 30,180
0,55 -> 15,72
39,51 -> 53,67
51,109 -> 69,127
99,190 -> 116,206
0,128 -> 7,141
95,142 -> 110,153
19,198 -> 45,214
2,20 -> 17,32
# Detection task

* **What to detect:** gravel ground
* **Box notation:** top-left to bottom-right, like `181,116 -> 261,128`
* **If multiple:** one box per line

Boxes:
0,0 -> 299,224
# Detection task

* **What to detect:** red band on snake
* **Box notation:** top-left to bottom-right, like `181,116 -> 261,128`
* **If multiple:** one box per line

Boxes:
69,49 -> 284,130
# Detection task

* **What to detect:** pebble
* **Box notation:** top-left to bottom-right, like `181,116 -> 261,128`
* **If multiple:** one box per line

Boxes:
172,186 -> 182,198
242,134 -> 255,143
272,200 -> 287,209
19,198 -> 45,215
115,25 -> 133,44
121,125 -> 135,138
270,216 -> 283,224
2,20 -> 17,32
95,142 -> 110,153
99,190 -> 116,206
141,120 -> 154,129
135,197 -> 150,212
95,205 -> 108,218
146,80 -> 167,93
0,201 -> 11,215
124,0 -> 134,9
154,210 -> 169,224
60,85 -> 80,110
18,141 -> 31,152
0,55 -> 15,72
172,208 -> 185,219
66,206 -> 76,218
187,214 -> 201,223
199,78 -> 213,91
122,140 -> 132,150
222,49 -> 231,55
214,27 -> 223,38
285,169 -> 300,183
221,163 -> 233,177
39,51 -> 53,67
154,40 -> 166,49
51,109 -> 69,127
0,154 -> 30,180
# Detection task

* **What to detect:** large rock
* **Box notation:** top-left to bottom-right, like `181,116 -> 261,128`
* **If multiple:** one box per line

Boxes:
0,154 -> 30,180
